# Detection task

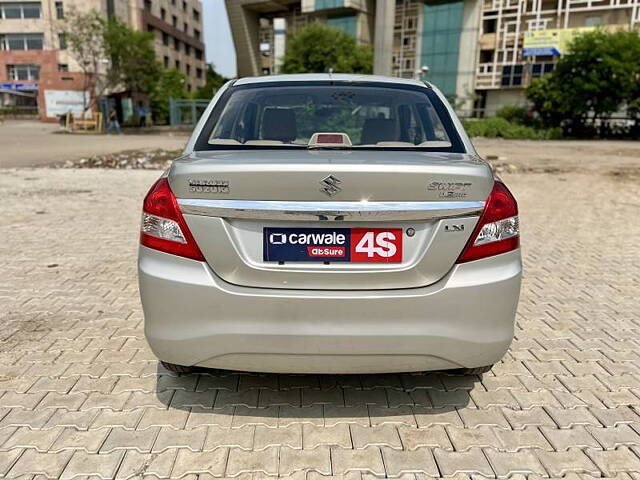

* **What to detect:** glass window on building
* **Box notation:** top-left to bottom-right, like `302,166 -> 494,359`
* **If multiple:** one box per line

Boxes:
196,67 -> 202,78
501,64 -> 524,86
175,59 -> 180,70
482,18 -> 497,34
192,8 -> 199,21
160,7 -> 166,20
21,2 -> 40,18
479,50 -> 493,63
1,2 -> 41,19
315,0 -> 344,10
164,56 -> 169,68
144,0 -> 152,12
1,33 -> 44,50
162,32 -> 169,45
194,48 -> 203,60
26,33 -> 43,48
58,32 -> 66,49
106,0 -> 115,18
526,19 -> 549,30
194,28 -> 201,40
174,38 -> 180,51
420,1 -> 464,98
172,15 -> 177,27
531,62 -> 555,79
185,44 -> 191,55
55,1 -> 64,19
182,1 -> 187,12
7,64 -> 40,81
326,14 -> 357,38
58,63 -> 69,72
1,3 -> 21,18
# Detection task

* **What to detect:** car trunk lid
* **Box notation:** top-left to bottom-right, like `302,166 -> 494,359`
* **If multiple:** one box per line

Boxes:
170,149 -> 493,290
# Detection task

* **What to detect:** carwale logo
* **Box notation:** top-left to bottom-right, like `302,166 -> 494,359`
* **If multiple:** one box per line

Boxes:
269,233 -> 286,245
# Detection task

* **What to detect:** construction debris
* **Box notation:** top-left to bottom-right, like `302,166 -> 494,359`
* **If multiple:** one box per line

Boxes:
55,149 -> 181,170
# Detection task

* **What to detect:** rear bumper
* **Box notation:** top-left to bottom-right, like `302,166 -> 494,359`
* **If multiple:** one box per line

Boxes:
139,246 -> 522,374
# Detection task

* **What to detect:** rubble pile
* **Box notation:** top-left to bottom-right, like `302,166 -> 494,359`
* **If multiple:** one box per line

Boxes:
56,149 -> 181,170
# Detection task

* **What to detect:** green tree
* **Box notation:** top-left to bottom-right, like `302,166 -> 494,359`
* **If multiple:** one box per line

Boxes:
103,18 -> 161,97
63,9 -> 108,111
151,68 -> 188,124
193,64 -> 228,99
526,29 -> 640,136
281,23 -> 372,74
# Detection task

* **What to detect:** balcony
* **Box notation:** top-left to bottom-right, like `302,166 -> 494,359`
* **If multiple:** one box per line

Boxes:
475,63 -> 499,89
479,33 -> 496,49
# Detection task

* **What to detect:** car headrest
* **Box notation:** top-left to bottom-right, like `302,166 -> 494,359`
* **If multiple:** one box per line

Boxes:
262,108 -> 297,143
360,118 -> 397,145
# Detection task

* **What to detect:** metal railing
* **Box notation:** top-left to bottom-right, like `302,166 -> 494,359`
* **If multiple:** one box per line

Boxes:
169,98 -> 210,126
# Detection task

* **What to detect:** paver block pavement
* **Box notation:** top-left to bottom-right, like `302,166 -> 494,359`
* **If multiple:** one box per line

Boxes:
1,164 -> 640,478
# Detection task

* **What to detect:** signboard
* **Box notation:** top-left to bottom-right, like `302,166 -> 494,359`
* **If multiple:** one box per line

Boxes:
44,90 -> 90,118
122,97 -> 133,122
523,27 -> 595,57
1,82 -> 38,91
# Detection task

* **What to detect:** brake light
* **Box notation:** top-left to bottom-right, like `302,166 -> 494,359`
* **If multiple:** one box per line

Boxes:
456,181 -> 519,263
140,177 -> 205,261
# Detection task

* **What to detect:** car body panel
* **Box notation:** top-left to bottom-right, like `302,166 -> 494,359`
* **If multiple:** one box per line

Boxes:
140,246 -> 521,373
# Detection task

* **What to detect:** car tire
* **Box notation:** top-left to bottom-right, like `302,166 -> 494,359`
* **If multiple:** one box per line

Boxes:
160,361 -> 194,374
456,365 -> 493,375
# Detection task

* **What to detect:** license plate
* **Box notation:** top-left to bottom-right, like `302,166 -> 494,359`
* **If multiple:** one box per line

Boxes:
263,227 -> 403,263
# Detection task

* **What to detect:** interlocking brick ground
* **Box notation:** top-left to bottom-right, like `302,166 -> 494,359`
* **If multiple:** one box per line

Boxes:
1,160 -> 639,479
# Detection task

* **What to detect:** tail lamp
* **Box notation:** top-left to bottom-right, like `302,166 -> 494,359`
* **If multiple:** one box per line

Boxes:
457,181 -> 520,263
140,177 -> 205,261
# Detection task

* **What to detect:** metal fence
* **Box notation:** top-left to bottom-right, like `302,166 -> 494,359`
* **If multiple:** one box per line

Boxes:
169,98 -> 210,126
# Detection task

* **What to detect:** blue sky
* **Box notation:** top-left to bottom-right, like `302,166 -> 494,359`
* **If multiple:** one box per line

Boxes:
202,0 -> 237,78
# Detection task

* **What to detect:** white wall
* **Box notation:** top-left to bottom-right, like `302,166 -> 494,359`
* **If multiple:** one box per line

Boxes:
484,89 -> 527,116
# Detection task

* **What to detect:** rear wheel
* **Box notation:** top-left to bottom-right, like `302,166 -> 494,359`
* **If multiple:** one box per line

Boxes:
455,365 -> 493,375
160,361 -> 194,374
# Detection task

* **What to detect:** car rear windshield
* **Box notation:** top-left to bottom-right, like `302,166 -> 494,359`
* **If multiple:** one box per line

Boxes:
195,82 -> 465,152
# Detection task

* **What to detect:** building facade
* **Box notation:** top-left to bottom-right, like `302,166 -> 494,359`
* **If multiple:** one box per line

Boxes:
132,0 -> 206,93
0,0 -> 205,121
226,0 -> 639,117
475,0 -> 639,115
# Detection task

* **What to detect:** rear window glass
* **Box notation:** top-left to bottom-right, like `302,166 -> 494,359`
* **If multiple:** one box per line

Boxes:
196,83 -> 463,152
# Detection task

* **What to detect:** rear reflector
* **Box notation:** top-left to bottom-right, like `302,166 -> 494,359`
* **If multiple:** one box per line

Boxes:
456,181 -> 519,263
140,177 -> 205,261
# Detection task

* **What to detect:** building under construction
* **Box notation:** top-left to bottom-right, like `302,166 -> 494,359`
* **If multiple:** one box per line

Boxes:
226,0 -> 639,116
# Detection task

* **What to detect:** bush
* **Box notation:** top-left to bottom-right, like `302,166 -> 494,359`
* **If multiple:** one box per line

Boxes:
525,30 -> 640,136
495,105 -> 528,125
461,117 -> 562,140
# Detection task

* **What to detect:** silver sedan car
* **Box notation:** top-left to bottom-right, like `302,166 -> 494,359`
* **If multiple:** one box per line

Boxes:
138,74 -> 521,375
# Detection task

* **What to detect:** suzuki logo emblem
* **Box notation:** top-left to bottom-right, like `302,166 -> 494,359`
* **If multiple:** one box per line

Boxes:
319,175 -> 342,197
